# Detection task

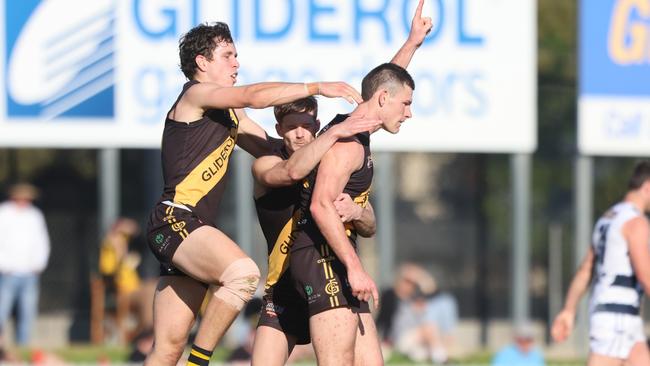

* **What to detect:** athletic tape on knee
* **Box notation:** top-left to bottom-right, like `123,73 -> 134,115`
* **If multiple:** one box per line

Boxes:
215,257 -> 260,310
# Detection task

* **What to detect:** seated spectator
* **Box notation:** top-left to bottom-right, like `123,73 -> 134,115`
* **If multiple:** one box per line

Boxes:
491,323 -> 545,366
390,263 -> 458,364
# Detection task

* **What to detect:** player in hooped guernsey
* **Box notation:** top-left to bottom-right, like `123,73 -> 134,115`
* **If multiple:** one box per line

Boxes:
552,161 -> 650,365
590,202 -> 643,316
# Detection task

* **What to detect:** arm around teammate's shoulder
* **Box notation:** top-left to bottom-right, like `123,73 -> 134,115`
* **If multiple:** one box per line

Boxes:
625,216 -> 650,294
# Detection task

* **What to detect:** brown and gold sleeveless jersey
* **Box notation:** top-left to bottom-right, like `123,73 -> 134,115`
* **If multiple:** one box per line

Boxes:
292,114 -> 373,251
157,80 -> 239,226
254,139 -> 304,289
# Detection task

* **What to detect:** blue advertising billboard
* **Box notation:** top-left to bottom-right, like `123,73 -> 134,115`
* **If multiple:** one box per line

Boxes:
1,0 -> 536,152
579,0 -> 650,155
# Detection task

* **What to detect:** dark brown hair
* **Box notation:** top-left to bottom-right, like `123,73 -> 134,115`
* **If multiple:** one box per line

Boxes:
179,22 -> 234,80
628,160 -> 650,190
273,96 -> 318,124
361,63 -> 415,101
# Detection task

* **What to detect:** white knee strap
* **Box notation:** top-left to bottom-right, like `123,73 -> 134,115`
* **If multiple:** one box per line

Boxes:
215,257 -> 260,310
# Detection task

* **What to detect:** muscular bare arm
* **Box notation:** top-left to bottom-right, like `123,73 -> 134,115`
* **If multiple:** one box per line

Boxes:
551,246 -> 595,342
625,216 -> 650,294
310,142 -> 379,306
170,81 -> 362,126
390,0 -> 433,68
252,116 -> 381,188
191,81 -> 361,111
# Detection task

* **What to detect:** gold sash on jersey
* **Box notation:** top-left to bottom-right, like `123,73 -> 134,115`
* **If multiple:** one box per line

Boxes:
173,109 -> 239,206
265,208 -> 302,289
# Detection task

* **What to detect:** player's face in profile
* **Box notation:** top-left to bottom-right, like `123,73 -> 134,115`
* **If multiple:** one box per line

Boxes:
381,85 -> 413,134
207,40 -> 240,86
277,112 -> 319,153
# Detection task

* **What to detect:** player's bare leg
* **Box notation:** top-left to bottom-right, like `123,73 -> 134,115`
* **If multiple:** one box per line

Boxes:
353,312 -> 383,366
627,341 -> 650,366
145,226 -> 260,365
310,307 -> 359,366
173,226 -> 260,352
587,352 -> 624,366
144,276 -> 206,366
251,325 -> 297,366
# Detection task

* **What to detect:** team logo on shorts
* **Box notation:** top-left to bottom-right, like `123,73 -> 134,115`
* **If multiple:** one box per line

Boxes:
171,221 -> 186,232
304,285 -> 313,296
154,233 -> 165,245
325,279 -> 340,296
4,0 -> 116,119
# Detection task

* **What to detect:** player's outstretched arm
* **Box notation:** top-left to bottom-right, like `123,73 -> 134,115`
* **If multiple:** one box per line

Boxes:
551,246 -> 595,342
227,82 -> 364,158
625,216 -> 650,294
333,194 -> 376,238
310,142 -> 379,308
187,81 -> 362,111
391,0 -> 433,68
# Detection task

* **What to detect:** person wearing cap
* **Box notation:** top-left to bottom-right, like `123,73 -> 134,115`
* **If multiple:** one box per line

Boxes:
0,183 -> 50,346
491,323 -> 545,366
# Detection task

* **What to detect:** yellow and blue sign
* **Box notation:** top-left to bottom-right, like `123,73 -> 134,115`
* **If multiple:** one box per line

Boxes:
579,0 -> 650,156
581,0 -> 650,96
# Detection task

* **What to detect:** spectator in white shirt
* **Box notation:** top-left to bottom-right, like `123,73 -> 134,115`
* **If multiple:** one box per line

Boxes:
0,183 -> 50,346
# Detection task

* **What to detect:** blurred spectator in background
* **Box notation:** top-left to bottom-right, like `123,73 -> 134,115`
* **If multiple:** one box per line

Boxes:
0,183 -> 50,346
491,323 -> 545,366
389,262 -> 458,364
99,218 -> 142,297
92,217 -> 150,343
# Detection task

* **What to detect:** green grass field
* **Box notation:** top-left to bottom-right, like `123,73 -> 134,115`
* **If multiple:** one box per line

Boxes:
5,345 -> 585,365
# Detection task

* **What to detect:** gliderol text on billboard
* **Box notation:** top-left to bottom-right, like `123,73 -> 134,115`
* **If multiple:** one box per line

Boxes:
1,0 -> 535,152
579,0 -> 650,155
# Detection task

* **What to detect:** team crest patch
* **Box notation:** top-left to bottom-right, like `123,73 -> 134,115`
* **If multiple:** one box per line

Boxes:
325,279 -> 340,296
154,233 -> 165,245
304,285 -> 313,296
